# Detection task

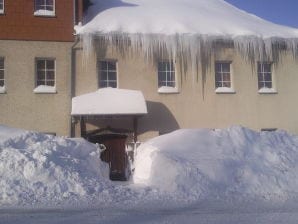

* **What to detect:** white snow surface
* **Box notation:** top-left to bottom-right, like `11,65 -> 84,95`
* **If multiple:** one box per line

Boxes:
71,88 -> 147,116
2,125 -> 298,209
0,125 -> 112,207
134,126 -> 298,202
33,85 -> 56,94
79,0 -> 298,37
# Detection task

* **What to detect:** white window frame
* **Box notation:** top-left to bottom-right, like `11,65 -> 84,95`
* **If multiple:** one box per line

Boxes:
34,58 -> 56,94
0,57 -> 5,93
34,0 -> 55,17
0,0 -> 4,14
257,62 -> 277,94
98,60 -> 118,88
215,61 -> 235,93
157,60 -> 178,93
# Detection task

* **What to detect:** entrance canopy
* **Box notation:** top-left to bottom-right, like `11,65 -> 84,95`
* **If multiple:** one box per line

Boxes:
71,88 -> 147,116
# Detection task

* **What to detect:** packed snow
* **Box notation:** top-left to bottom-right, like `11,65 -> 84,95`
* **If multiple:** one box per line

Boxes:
71,88 -> 147,115
77,0 -> 298,78
2,125 -> 298,222
134,126 -> 298,202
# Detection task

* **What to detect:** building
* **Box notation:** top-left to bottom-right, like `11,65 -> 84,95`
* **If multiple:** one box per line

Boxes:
1,0 -> 298,142
72,0 -> 298,142
0,0 -> 87,136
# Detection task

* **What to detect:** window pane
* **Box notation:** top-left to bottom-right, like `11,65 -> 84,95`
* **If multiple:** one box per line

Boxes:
100,81 -> 108,88
222,73 -> 230,82
46,60 -> 55,69
158,62 -> 166,71
264,73 -> 272,82
0,80 -> 4,87
37,71 -> 45,80
37,60 -> 45,70
100,61 -> 108,70
108,81 -> 117,88
215,81 -> 222,88
158,72 -> 167,84
0,59 -> 4,69
109,72 -> 117,81
221,63 -> 230,72
100,71 -> 108,81
263,63 -> 271,72
0,70 -> 3,79
223,82 -> 231,88
264,82 -> 272,88
47,71 -> 55,80
215,63 -> 221,72
107,61 -> 116,70
35,0 -> 44,10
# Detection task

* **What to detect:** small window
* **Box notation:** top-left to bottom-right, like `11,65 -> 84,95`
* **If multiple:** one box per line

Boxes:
215,61 -> 234,93
98,60 -> 117,88
215,62 -> 231,88
0,0 -> 4,14
258,62 -> 274,92
34,0 -> 55,16
158,61 -> 175,88
34,58 -> 56,93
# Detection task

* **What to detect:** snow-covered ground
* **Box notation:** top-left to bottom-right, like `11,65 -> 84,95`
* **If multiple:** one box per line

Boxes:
1,125 -> 298,223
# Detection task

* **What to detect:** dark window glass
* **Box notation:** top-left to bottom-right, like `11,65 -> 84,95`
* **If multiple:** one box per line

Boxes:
158,61 -> 175,88
99,61 -> 117,88
258,62 -> 272,89
215,62 -> 231,88
36,59 -> 55,87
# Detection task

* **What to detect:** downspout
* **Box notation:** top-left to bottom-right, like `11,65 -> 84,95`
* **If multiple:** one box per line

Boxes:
70,36 -> 80,137
69,0 -> 81,137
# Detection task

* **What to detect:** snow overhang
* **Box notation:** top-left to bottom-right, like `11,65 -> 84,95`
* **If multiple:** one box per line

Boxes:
71,88 -> 148,116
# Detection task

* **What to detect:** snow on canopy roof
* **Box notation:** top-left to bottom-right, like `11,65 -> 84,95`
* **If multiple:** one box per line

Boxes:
78,0 -> 298,38
71,88 -> 148,116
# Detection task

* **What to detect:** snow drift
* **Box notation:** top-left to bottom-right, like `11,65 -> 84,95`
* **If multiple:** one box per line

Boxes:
134,126 -> 298,202
0,125 -> 110,207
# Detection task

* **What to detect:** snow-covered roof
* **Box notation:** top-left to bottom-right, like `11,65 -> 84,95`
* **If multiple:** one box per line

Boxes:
71,88 -> 148,116
78,0 -> 298,38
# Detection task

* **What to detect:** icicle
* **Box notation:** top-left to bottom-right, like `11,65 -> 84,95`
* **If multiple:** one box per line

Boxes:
80,32 -> 298,92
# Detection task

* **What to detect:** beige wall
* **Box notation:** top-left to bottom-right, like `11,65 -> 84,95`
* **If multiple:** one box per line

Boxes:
74,43 -> 298,140
0,40 -> 72,136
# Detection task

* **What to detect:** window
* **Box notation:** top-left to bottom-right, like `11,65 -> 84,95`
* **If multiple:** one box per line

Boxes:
158,61 -> 177,93
258,62 -> 275,93
215,61 -> 234,93
34,0 -> 55,16
34,58 -> 56,93
0,57 -> 5,93
98,60 -> 117,88
0,0 -> 4,14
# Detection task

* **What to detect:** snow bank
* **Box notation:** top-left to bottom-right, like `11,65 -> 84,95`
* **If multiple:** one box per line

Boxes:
0,125 -> 110,207
134,126 -> 298,202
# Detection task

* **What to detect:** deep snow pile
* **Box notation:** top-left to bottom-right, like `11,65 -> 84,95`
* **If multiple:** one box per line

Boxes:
0,125 -> 111,207
134,126 -> 298,202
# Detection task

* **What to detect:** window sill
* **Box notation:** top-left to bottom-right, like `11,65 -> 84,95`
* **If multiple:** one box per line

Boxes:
34,85 -> 57,94
0,10 -> 4,15
0,86 -> 6,94
215,87 -> 236,94
34,10 -> 56,17
258,88 -> 277,94
158,86 -> 179,94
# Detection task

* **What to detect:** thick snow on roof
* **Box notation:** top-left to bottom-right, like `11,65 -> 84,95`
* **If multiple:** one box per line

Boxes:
71,88 -> 147,116
78,0 -> 298,38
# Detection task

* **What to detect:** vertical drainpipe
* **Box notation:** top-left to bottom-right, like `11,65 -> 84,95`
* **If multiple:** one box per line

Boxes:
70,0 -> 80,137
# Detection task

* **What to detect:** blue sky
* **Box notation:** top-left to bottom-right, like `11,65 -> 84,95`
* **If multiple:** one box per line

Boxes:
224,0 -> 298,28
